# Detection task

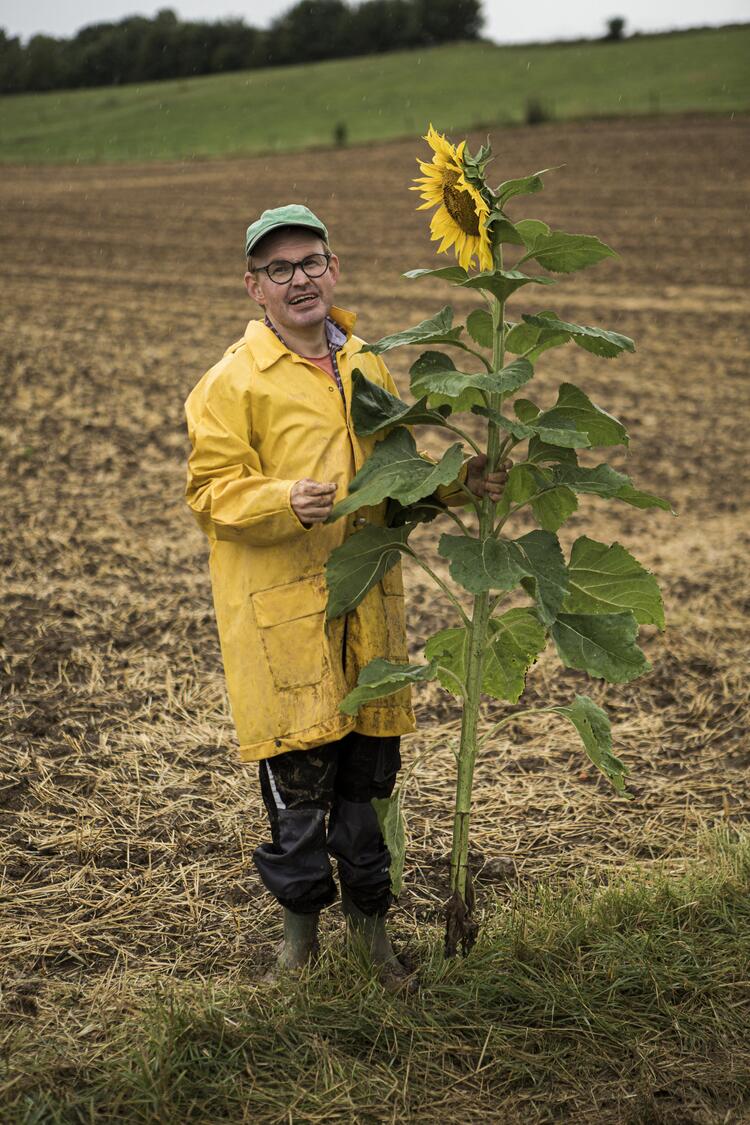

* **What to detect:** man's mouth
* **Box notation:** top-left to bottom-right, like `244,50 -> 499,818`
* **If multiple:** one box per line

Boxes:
289,293 -> 319,307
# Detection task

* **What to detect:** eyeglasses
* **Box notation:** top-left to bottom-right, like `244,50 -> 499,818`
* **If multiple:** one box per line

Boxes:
252,252 -> 332,285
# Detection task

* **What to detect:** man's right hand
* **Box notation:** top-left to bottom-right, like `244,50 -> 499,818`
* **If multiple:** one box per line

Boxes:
290,479 -> 337,526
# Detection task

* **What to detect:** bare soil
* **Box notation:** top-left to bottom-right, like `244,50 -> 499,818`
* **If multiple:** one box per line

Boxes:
1,114 -> 749,1122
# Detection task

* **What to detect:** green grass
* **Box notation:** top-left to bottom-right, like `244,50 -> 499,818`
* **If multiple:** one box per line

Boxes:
4,829 -> 749,1122
1,26 -> 748,164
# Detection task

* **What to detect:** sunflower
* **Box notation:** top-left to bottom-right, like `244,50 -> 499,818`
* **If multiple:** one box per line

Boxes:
411,125 -> 493,273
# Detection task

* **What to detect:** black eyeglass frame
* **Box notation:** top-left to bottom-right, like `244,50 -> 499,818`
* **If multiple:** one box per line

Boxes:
251,251 -> 332,285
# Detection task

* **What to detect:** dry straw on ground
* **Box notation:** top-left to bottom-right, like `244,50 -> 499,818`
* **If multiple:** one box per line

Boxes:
1,114 -> 749,1120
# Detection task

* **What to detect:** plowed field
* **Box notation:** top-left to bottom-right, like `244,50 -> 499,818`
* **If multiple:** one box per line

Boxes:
1,114 -> 749,1121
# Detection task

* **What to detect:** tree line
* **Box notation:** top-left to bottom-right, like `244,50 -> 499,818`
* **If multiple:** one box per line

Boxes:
0,0 -> 483,94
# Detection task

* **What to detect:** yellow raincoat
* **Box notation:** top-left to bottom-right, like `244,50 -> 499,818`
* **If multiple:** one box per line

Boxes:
184,306 -> 469,762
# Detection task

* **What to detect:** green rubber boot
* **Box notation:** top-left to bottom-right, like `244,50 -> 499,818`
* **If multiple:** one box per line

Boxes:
341,887 -> 417,994
264,908 -> 320,982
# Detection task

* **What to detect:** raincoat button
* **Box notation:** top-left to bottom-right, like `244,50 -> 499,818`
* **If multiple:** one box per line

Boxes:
275,739 -> 282,747
328,386 -> 334,392
353,516 -> 368,528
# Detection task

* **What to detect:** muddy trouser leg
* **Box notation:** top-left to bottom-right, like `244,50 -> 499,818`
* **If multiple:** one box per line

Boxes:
326,731 -> 402,918
253,745 -> 340,915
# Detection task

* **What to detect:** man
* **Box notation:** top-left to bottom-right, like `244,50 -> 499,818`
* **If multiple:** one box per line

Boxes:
184,204 -> 509,989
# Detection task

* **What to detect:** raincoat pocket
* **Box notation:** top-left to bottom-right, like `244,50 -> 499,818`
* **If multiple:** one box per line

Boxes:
252,575 -> 328,690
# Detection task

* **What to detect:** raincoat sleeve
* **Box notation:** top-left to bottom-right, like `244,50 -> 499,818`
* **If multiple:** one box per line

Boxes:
375,356 -> 472,508
184,366 -> 311,545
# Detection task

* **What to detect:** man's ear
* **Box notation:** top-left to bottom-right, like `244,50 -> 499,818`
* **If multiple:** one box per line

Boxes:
244,271 -> 265,306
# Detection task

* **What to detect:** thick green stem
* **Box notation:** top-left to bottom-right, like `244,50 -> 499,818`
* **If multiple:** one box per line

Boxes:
447,242 -> 506,928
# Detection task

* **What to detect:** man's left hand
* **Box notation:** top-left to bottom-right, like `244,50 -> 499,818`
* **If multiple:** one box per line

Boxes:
465,454 -> 513,502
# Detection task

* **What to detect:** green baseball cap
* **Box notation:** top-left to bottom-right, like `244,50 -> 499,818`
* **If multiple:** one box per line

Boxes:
245,204 -> 328,258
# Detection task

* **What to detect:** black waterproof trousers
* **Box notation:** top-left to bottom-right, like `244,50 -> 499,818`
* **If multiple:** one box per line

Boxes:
253,731 -> 401,917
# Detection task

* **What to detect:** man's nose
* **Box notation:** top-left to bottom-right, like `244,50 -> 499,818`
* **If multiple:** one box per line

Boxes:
290,262 -> 310,283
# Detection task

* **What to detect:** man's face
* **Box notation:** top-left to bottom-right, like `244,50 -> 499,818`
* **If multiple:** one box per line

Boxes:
244,228 -> 340,336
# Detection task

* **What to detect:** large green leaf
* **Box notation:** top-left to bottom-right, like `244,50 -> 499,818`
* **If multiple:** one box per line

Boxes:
461,269 -> 557,303
466,308 -> 494,348
535,383 -> 629,447
438,533 -> 529,595
359,305 -> 463,355
551,611 -> 651,683
483,608 -> 546,703
325,523 -> 412,619
408,351 -> 483,411
515,529 -> 569,626
531,485 -> 579,532
513,398 -> 540,423
552,464 -> 673,511
424,626 -> 467,696
371,790 -> 406,896
514,218 -> 551,248
495,167 -> 560,206
612,483 -> 674,513
424,611 -> 545,703
563,536 -> 665,628
527,435 -> 579,467
339,658 -> 437,715
328,427 -> 464,519
556,695 -> 628,794
522,314 -> 634,359
505,310 -> 571,362
486,215 -> 525,246
410,352 -> 533,405
350,369 -> 450,436
473,406 -> 591,449
520,231 -> 617,274
402,266 -> 469,283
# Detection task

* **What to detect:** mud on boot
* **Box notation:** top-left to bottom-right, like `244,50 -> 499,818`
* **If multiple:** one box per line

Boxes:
263,907 -> 320,983
340,886 -> 418,994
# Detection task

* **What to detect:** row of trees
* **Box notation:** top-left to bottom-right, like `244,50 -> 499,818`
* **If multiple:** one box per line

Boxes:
0,0 -> 483,94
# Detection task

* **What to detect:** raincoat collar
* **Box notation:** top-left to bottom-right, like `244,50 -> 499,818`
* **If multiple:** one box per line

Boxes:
245,305 -> 358,371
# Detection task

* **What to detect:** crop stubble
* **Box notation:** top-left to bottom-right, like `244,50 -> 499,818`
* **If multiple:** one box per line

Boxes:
0,114 -> 748,1115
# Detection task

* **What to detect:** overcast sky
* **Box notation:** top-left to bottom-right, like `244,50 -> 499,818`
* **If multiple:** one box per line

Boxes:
2,0 -> 746,44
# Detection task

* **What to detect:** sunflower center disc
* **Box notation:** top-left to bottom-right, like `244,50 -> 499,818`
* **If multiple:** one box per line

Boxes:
442,170 -> 481,236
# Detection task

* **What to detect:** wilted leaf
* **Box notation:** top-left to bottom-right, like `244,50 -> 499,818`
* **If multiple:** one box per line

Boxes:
562,536 -> 665,628
556,695 -> 628,794
339,658 -> 437,714
551,611 -> 651,683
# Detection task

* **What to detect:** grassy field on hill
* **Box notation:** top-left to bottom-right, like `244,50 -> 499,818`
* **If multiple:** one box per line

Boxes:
0,25 -> 748,164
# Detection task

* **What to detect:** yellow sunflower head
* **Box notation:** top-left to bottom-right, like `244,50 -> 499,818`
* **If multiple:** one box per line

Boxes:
411,125 -> 493,273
